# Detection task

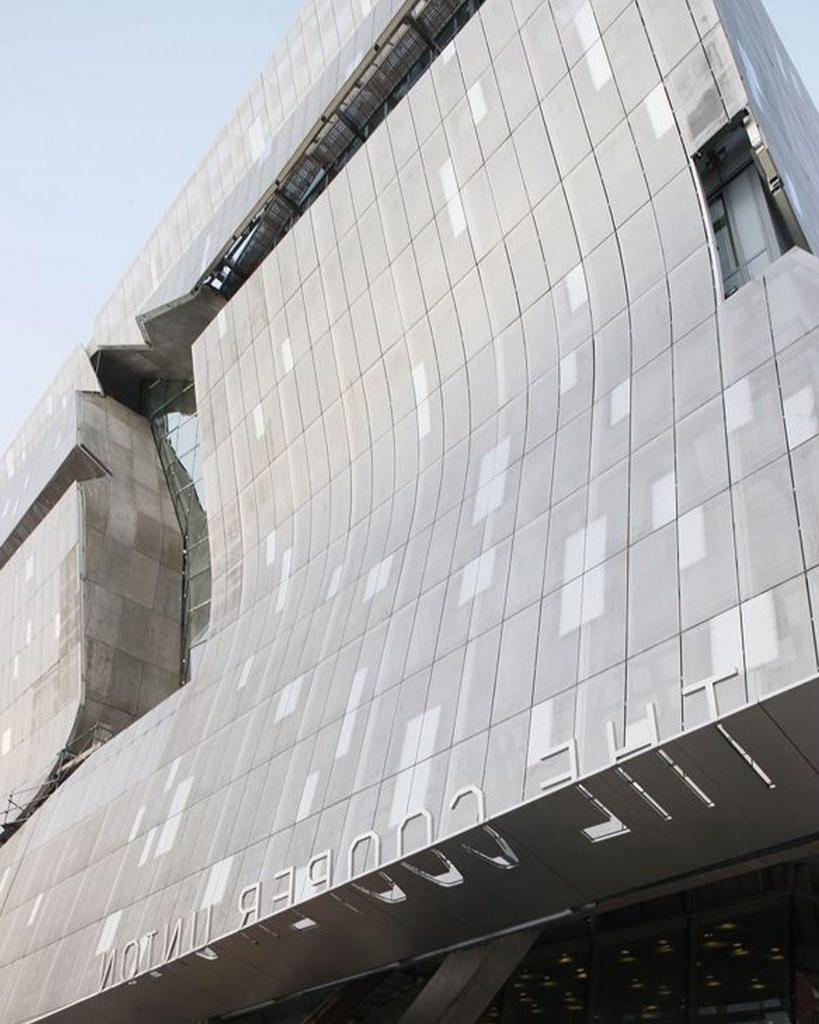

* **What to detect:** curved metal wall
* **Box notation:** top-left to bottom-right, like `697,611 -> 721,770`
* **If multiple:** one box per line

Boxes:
2,0 -> 819,1021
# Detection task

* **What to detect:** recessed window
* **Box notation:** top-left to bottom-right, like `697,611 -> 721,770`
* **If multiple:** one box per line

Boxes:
695,116 -> 796,297
142,379 -> 210,683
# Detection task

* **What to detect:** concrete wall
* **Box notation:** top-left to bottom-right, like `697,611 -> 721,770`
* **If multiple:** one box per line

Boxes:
0,354 -> 183,834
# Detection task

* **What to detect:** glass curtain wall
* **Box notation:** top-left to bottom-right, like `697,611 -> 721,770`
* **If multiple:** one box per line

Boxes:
222,868 -> 819,1024
142,380 -> 210,682
695,117 -> 794,297
481,897 -> 792,1023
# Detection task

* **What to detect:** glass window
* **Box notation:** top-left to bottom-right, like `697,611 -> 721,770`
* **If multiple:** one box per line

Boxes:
795,895 -> 819,1024
694,903 -> 788,1024
142,378 -> 211,682
484,942 -> 591,1022
596,925 -> 688,1024
696,119 -> 793,299
710,193 -> 741,287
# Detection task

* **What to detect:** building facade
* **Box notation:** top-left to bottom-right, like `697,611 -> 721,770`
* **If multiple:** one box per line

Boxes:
1,0 -> 819,1020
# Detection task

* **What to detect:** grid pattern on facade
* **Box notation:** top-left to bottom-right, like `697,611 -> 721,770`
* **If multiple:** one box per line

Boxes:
0,2 -> 819,1023
204,0 -> 485,302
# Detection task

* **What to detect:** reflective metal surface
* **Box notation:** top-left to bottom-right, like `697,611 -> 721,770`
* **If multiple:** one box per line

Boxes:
1,1 -> 819,1022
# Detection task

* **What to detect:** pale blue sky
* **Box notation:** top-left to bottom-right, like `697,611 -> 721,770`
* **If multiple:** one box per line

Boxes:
0,0 -> 815,451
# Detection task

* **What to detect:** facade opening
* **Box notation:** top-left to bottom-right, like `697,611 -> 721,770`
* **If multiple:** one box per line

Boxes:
695,116 -> 797,297
142,379 -> 210,682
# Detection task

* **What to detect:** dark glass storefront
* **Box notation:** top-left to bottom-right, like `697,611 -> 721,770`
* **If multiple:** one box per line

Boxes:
223,863 -> 819,1024
480,904 -> 791,1022
481,871 -> 813,1024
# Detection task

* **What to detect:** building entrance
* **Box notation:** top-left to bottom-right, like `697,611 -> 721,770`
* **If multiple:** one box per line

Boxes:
222,863 -> 819,1024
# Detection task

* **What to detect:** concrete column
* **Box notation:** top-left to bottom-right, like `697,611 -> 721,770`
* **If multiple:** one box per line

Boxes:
396,930 -> 539,1024
302,974 -> 387,1022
